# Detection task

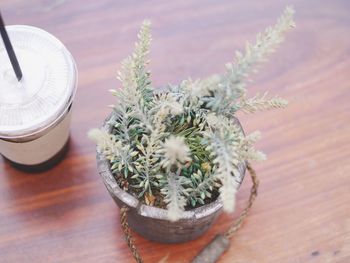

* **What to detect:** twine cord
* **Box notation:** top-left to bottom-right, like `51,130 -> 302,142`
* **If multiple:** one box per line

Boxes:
120,162 -> 259,262
225,162 -> 259,238
120,207 -> 144,263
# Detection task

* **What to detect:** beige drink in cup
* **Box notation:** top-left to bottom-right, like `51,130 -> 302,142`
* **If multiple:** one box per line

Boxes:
0,25 -> 77,170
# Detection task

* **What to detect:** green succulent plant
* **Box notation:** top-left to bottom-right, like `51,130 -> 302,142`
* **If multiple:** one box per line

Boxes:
89,7 -> 295,221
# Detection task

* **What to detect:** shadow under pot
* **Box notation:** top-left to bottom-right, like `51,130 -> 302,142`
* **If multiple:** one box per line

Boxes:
96,113 -> 246,243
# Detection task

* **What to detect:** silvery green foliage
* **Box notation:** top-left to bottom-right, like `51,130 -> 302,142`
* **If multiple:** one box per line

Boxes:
202,114 -> 244,212
186,168 -> 218,207
160,171 -> 190,221
176,6 -> 295,116
88,129 -> 135,174
89,7 -> 295,221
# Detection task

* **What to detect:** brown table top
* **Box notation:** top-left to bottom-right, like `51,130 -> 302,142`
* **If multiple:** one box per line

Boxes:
1,1 -> 349,262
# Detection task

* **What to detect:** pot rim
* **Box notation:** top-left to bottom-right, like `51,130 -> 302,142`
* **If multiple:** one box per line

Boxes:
97,112 -> 246,221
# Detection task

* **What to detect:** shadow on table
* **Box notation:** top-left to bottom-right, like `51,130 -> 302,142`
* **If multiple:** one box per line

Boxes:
0,136 -> 103,223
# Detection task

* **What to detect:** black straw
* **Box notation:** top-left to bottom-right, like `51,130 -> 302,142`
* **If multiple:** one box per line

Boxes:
0,12 -> 22,81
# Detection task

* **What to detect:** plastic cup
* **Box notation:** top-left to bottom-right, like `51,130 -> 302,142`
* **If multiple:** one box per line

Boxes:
0,25 -> 77,170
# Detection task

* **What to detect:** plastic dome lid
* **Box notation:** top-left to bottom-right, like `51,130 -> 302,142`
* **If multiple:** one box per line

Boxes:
0,25 -> 77,140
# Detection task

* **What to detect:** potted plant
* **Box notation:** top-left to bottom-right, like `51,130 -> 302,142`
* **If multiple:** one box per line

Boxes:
89,6 -> 294,246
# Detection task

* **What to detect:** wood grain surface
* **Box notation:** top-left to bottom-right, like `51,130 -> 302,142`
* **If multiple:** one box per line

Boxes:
1,0 -> 349,262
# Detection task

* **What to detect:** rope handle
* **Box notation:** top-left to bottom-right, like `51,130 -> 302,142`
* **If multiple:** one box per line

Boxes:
225,162 -> 259,238
120,207 -> 144,263
120,162 -> 259,263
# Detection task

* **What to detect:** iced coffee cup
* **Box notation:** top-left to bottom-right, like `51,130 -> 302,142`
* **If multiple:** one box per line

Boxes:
0,25 -> 77,170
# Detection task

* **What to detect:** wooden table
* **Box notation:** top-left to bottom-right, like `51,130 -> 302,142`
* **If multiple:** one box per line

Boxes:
1,1 -> 349,262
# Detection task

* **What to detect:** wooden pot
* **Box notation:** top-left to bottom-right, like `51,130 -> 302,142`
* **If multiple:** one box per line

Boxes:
96,113 -> 246,243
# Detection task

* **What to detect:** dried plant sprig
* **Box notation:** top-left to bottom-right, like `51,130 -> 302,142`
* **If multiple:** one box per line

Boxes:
198,6 -> 294,113
156,136 -> 192,220
127,20 -> 153,106
238,92 -> 288,113
160,171 -> 190,221
111,20 -> 154,140
202,115 -> 243,212
239,131 -> 267,162
88,129 -> 135,174
158,136 -> 191,169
